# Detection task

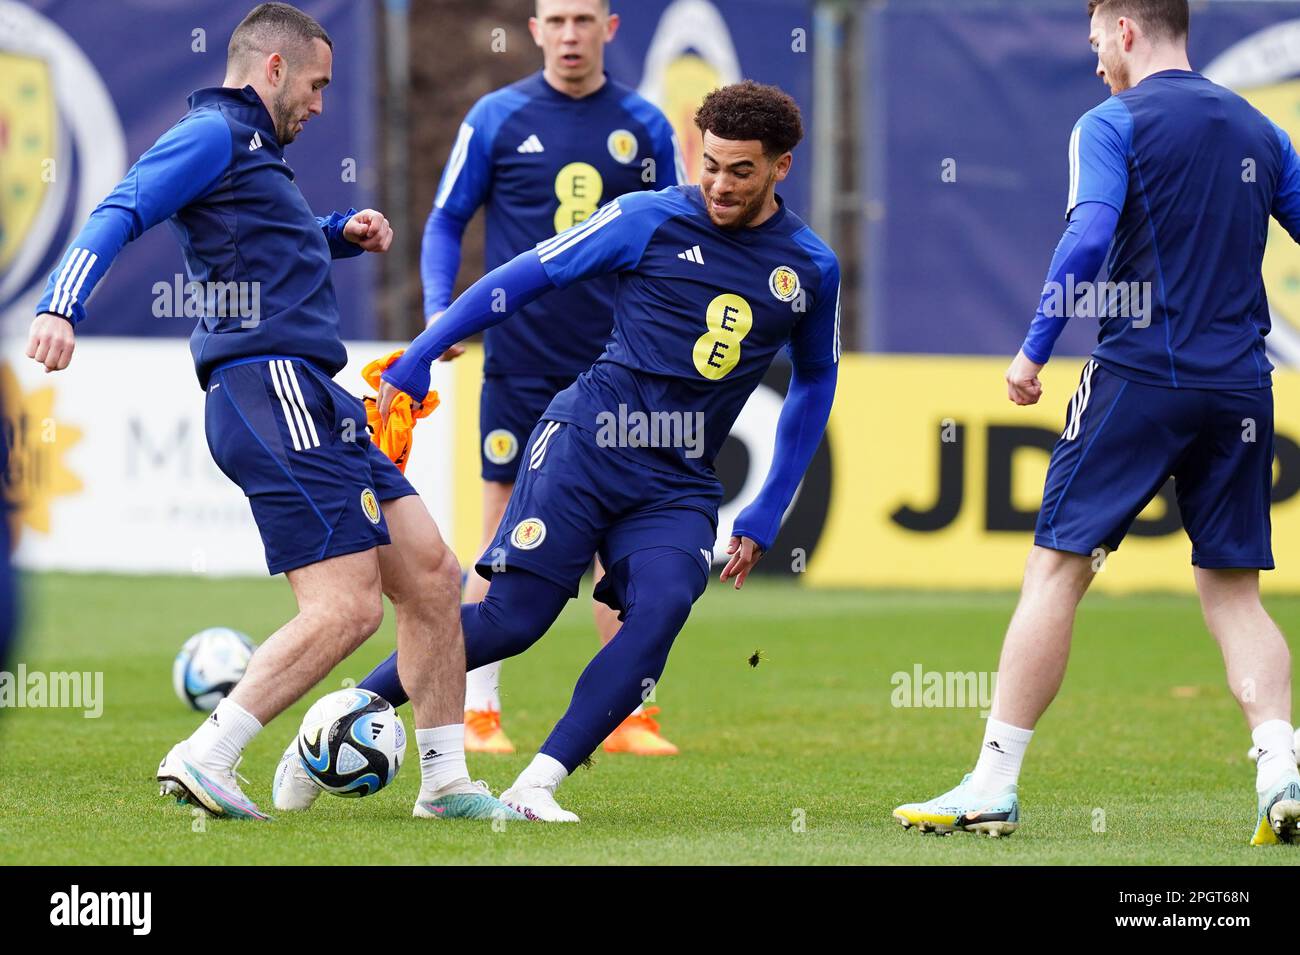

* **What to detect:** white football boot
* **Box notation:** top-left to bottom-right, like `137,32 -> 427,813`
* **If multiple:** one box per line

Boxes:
271,738 -> 323,811
500,783 -> 580,823
157,739 -> 270,821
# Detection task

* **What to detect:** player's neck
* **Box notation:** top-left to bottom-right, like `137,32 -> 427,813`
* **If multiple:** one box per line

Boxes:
1130,47 -> 1193,87
541,67 -> 607,100
745,195 -> 782,229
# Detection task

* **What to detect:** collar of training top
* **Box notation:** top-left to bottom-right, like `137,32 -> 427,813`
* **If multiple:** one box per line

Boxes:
187,85 -> 280,144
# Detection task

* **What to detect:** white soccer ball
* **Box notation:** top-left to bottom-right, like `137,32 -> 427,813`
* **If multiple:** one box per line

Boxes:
172,627 -> 257,711
296,688 -> 405,798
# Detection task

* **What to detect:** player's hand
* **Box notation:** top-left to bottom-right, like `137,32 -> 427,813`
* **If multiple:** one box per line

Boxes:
343,209 -> 393,253
26,312 -> 76,373
1005,349 -> 1044,406
720,535 -> 764,591
378,380 -> 403,424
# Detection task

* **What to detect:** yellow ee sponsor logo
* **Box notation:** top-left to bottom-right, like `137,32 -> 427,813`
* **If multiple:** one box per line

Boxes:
511,518 -> 546,550
360,488 -> 381,525
553,162 -> 604,234
693,293 -> 753,380
607,128 -> 639,165
484,428 -> 518,465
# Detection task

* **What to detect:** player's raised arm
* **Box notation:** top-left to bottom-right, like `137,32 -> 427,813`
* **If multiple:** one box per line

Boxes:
28,111 -> 232,372
382,190 -> 671,413
1008,106 -> 1128,404
723,256 -> 841,591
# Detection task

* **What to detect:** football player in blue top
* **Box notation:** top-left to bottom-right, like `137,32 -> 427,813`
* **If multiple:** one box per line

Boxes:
339,81 -> 840,822
894,0 -> 1300,845
421,0 -> 686,756
26,2 -> 520,823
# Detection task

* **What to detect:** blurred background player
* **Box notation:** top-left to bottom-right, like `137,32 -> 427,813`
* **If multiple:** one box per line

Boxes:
894,0 -> 1300,845
26,3 -> 518,822
423,0 -> 686,755
348,81 -> 839,821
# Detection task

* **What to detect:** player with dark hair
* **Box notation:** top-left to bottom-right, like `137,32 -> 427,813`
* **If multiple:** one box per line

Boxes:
27,2 -> 519,822
285,80 -> 838,822
894,0 -> 1300,844
412,0 -> 685,760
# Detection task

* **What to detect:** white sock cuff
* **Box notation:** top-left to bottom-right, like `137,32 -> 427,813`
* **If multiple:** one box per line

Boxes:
985,718 -> 1034,744
1252,719 -> 1295,752
518,753 -> 568,791
416,724 -> 465,754
216,699 -> 261,743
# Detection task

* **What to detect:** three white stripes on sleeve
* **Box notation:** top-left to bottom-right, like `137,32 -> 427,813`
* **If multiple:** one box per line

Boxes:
48,247 -> 99,318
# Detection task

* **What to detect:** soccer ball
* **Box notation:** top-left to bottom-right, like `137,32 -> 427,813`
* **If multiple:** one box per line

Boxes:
172,627 -> 257,711
297,688 -> 405,798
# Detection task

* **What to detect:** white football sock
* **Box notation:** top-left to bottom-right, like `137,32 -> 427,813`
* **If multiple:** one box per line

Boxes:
969,718 -> 1034,796
513,753 -> 568,793
417,725 -> 470,794
187,699 -> 261,772
1252,719 -> 1297,792
464,662 -> 502,713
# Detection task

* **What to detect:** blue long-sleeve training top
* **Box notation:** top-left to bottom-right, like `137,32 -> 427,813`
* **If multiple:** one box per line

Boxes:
36,85 -> 363,389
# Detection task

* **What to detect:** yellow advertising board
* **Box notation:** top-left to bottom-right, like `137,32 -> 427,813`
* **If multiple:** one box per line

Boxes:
807,355 -> 1300,594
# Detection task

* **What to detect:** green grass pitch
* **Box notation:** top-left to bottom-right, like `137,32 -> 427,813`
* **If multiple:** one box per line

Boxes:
0,572 -> 1296,865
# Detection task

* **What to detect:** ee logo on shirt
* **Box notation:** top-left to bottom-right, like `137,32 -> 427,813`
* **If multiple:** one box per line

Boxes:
554,162 -> 604,234
693,293 -> 753,380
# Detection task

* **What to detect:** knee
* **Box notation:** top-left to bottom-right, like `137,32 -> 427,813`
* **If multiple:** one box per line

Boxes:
1023,545 -> 1095,600
329,589 -> 385,646
385,541 -> 461,611
475,588 -> 547,655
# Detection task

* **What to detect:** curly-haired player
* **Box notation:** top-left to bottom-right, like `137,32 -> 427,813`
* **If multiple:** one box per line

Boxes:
277,80 -> 840,821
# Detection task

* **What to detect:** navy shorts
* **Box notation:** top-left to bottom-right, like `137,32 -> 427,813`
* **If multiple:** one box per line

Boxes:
1035,360 -> 1274,569
205,356 -> 417,575
479,373 -> 577,482
476,420 -> 720,612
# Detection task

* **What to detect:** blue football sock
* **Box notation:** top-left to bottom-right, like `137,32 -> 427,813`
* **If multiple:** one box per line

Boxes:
540,547 -> 705,772
358,569 -> 570,707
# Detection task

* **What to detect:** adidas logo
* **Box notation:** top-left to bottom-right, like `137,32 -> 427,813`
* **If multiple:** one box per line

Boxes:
422,748 -> 440,760
248,131 -> 263,151
985,740 -> 1004,753
700,547 -> 712,566
517,134 -> 544,154
677,244 -> 704,265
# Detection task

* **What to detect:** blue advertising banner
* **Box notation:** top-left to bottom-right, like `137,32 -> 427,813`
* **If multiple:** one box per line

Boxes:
1,0 -> 375,339
604,0 -> 815,217
865,0 -> 1300,365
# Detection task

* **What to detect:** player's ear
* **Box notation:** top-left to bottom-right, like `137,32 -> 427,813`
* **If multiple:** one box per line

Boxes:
266,52 -> 285,88
605,13 -> 620,41
773,152 -> 793,181
528,16 -> 543,49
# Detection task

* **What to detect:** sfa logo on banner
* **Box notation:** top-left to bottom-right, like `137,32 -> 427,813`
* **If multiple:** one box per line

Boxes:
0,1 -> 127,325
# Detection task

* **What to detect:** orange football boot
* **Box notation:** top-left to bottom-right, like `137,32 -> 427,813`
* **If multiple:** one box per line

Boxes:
464,708 -> 515,754
602,706 -> 679,756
